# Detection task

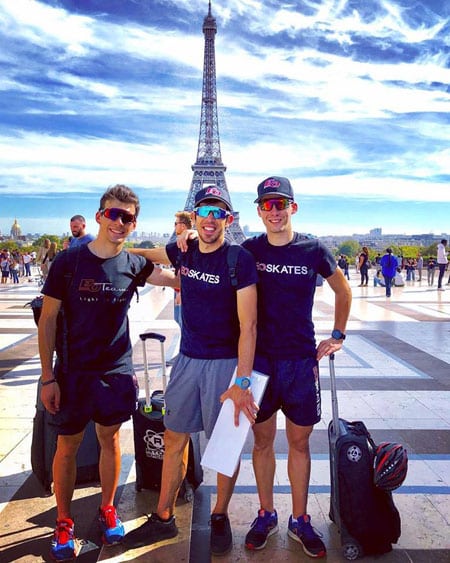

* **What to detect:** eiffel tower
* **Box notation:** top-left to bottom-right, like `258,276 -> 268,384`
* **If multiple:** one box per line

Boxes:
183,1 -> 246,244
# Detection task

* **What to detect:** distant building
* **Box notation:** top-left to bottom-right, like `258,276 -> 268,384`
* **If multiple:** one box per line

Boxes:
10,218 -> 22,239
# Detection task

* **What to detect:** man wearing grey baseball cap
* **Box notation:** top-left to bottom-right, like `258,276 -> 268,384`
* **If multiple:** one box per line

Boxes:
242,176 -> 352,558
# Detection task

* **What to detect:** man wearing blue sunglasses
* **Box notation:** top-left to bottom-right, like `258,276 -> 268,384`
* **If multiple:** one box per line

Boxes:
38,185 -> 179,561
125,185 -> 258,556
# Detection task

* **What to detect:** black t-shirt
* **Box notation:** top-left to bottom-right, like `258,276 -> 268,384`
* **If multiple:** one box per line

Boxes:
42,245 -> 154,376
243,234 -> 336,359
166,240 -> 257,359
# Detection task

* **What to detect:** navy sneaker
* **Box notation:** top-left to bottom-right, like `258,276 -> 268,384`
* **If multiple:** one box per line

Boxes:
288,514 -> 326,558
98,505 -> 124,546
124,513 -> 178,548
50,518 -> 79,562
210,513 -> 232,556
245,508 -> 278,550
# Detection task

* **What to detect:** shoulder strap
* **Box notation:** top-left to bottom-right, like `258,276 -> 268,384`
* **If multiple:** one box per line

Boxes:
227,244 -> 241,288
58,246 -> 81,374
63,246 -> 81,293
175,248 -> 182,276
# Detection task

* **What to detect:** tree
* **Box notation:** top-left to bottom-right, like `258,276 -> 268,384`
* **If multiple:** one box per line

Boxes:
337,240 -> 360,263
422,242 -> 438,259
136,240 -> 156,249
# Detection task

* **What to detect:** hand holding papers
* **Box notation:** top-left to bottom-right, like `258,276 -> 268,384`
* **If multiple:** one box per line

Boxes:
201,370 -> 269,477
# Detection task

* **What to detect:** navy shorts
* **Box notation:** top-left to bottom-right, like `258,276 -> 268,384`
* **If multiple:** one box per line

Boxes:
254,355 -> 321,427
53,372 -> 138,435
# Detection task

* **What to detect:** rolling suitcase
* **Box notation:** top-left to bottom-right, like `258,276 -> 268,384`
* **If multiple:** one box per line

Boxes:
327,353 -> 401,560
31,379 -> 100,495
132,331 -> 203,501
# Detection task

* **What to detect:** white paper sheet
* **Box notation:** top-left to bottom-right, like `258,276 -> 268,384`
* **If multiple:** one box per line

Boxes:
201,370 -> 269,477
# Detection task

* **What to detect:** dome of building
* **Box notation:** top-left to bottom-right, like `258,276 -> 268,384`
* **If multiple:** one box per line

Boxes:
10,218 -> 22,239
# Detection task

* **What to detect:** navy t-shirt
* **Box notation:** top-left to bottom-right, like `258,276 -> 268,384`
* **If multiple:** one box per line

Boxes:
242,234 -> 336,359
42,245 -> 154,376
166,240 -> 257,359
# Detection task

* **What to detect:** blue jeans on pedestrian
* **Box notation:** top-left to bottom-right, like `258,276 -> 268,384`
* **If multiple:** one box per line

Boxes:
383,276 -> 395,297
437,264 -> 446,288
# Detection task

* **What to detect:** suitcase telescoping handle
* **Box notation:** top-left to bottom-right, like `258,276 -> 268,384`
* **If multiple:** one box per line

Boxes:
329,353 -> 341,438
139,332 -> 167,407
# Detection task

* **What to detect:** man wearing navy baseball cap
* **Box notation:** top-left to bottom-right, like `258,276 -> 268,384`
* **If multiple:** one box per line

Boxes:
195,185 -> 233,211
242,175 -> 352,558
125,184 -> 258,556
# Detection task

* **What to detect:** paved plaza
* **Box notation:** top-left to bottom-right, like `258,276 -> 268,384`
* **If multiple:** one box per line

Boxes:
0,268 -> 449,562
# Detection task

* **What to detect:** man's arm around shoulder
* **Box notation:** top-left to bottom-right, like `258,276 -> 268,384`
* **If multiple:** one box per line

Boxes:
128,246 -> 171,265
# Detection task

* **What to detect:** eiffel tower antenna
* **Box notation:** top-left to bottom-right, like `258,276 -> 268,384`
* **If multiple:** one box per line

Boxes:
183,0 -> 245,243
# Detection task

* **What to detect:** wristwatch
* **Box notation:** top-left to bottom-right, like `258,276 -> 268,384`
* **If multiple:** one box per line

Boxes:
235,376 -> 251,390
331,329 -> 346,341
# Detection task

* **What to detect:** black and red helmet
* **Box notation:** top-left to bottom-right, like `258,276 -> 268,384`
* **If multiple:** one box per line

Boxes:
374,442 -> 408,491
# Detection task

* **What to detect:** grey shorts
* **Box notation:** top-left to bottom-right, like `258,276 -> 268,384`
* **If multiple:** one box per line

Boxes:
163,354 -> 237,439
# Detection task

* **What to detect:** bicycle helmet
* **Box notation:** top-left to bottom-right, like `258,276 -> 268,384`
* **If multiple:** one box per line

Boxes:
374,442 -> 408,491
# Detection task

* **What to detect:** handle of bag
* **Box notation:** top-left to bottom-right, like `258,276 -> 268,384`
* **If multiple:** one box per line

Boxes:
139,332 -> 167,406
329,353 -> 341,438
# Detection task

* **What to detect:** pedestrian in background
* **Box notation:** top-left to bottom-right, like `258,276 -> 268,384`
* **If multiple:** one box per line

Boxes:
172,211 -> 193,329
416,254 -> 423,282
358,246 -> 370,286
380,248 -> 398,298
427,258 -> 436,286
436,239 -> 448,291
69,215 -> 95,248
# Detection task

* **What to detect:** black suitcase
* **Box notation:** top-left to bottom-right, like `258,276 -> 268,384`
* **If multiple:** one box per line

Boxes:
31,379 -> 100,495
132,332 -> 203,501
328,354 -> 401,560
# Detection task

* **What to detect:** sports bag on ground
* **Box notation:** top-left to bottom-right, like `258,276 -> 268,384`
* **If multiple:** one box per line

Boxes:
328,354 -> 401,560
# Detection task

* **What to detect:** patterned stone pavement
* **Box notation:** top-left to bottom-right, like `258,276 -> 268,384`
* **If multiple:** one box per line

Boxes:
0,269 -> 449,562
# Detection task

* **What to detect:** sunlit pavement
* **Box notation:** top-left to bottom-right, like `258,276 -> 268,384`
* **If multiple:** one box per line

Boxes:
0,269 -> 449,562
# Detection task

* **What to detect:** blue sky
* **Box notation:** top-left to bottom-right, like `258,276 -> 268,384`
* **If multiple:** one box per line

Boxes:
0,0 -> 449,238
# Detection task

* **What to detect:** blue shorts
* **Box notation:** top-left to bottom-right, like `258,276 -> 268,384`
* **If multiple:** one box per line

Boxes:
53,372 -> 138,435
254,355 -> 321,427
164,354 -> 237,439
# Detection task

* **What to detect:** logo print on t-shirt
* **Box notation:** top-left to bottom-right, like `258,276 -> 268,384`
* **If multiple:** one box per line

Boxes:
256,262 -> 309,275
79,279 -> 128,293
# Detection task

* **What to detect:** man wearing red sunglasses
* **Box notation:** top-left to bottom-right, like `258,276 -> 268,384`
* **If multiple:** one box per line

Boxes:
125,185 -> 258,556
242,176 -> 352,558
38,184 -> 179,561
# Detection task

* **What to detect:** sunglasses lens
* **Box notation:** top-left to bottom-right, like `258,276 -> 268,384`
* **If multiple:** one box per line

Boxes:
102,208 -> 135,223
195,206 -> 228,219
259,199 -> 291,211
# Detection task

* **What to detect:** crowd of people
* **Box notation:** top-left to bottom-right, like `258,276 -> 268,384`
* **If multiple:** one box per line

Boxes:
337,240 -> 448,295
0,248 -> 36,283
0,215 -> 95,286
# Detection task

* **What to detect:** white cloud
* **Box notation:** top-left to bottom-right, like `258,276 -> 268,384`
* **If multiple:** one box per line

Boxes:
0,1 -> 448,237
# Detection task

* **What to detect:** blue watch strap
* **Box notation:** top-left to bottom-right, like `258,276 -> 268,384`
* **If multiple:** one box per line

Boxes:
235,376 -> 251,389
